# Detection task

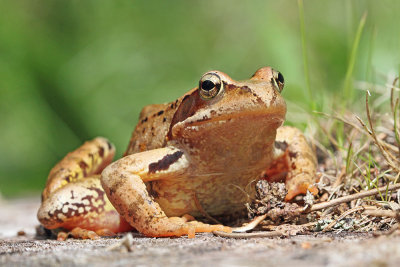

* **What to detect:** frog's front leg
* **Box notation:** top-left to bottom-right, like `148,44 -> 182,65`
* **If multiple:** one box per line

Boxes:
272,126 -> 318,201
101,147 -> 231,238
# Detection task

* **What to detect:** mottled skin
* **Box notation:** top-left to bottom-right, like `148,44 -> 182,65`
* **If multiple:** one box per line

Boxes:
37,67 -> 317,239
37,138 -> 133,236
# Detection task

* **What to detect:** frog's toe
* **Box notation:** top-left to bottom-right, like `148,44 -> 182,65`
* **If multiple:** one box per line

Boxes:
140,216 -> 231,238
170,223 -> 231,238
57,227 -> 101,241
70,227 -> 101,240
285,182 -> 318,201
174,219 -> 232,238
185,221 -> 231,238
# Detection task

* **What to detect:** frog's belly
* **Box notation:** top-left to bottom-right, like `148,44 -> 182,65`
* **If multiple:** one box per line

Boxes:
150,170 -> 259,217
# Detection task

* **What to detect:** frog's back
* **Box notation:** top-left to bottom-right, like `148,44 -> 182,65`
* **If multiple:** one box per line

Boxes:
124,100 -> 180,155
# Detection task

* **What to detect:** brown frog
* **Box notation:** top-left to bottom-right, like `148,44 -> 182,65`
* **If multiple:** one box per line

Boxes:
37,67 -> 317,239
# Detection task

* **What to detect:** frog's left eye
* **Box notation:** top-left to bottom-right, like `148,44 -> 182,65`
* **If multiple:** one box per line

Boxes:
272,70 -> 284,93
199,73 -> 223,99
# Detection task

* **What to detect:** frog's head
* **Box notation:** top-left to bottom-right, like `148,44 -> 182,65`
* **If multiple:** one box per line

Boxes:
168,67 -> 286,148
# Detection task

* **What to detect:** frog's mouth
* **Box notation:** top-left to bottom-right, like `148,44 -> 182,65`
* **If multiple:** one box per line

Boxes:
186,110 -> 285,128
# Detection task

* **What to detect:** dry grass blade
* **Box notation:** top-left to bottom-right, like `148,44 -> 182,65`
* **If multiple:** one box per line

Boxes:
390,77 -> 399,114
193,193 -> 222,224
354,92 -> 400,172
365,91 -> 399,165
393,98 -> 400,156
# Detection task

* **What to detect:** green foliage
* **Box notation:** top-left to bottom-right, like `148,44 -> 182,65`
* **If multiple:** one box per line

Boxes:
1,0 -> 400,197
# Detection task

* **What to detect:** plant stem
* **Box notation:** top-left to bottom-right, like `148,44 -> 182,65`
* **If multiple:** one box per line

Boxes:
343,12 -> 367,103
297,0 -> 315,111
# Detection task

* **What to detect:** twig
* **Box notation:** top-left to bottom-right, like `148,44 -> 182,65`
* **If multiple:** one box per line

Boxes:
262,221 -> 317,230
307,183 -> 400,213
106,233 -> 134,252
232,214 -> 267,233
363,209 -> 400,219
213,230 -> 283,239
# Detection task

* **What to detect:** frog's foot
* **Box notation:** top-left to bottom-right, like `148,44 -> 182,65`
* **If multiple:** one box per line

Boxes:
56,227 -> 117,241
285,179 -> 319,201
57,228 -> 99,241
272,126 -> 318,201
144,215 -> 231,238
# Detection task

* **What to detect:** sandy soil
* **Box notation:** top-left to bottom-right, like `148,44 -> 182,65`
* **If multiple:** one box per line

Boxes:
1,198 -> 400,267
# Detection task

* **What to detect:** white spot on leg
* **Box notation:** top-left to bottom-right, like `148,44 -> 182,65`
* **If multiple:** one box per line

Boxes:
62,205 -> 68,213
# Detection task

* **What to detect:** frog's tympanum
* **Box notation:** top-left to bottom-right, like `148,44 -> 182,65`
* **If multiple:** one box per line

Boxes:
37,67 -> 317,239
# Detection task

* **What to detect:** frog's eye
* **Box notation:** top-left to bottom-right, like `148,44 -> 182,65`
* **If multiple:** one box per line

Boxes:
272,70 -> 284,93
199,73 -> 223,99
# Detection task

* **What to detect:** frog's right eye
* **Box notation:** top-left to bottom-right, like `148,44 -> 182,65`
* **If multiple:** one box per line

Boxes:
199,73 -> 223,99
271,70 -> 284,93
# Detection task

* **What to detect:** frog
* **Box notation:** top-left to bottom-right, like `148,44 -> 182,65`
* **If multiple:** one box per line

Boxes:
37,67 -> 317,239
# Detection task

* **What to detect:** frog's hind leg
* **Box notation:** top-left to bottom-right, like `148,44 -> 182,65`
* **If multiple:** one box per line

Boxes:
41,137 -> 115,200
270,126 -> 318,201
37,138 -> 133,238
101,146 -> 232,238
38,176 -> 132,237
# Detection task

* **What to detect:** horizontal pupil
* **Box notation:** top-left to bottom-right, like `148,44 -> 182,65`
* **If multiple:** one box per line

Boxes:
201,80 -> 215,91
278,72 -> 284,83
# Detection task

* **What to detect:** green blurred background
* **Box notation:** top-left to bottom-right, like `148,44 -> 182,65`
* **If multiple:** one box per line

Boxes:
1,0 -> 399,197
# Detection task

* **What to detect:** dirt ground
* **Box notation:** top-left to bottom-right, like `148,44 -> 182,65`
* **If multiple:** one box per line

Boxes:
1,198 -> 400,267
